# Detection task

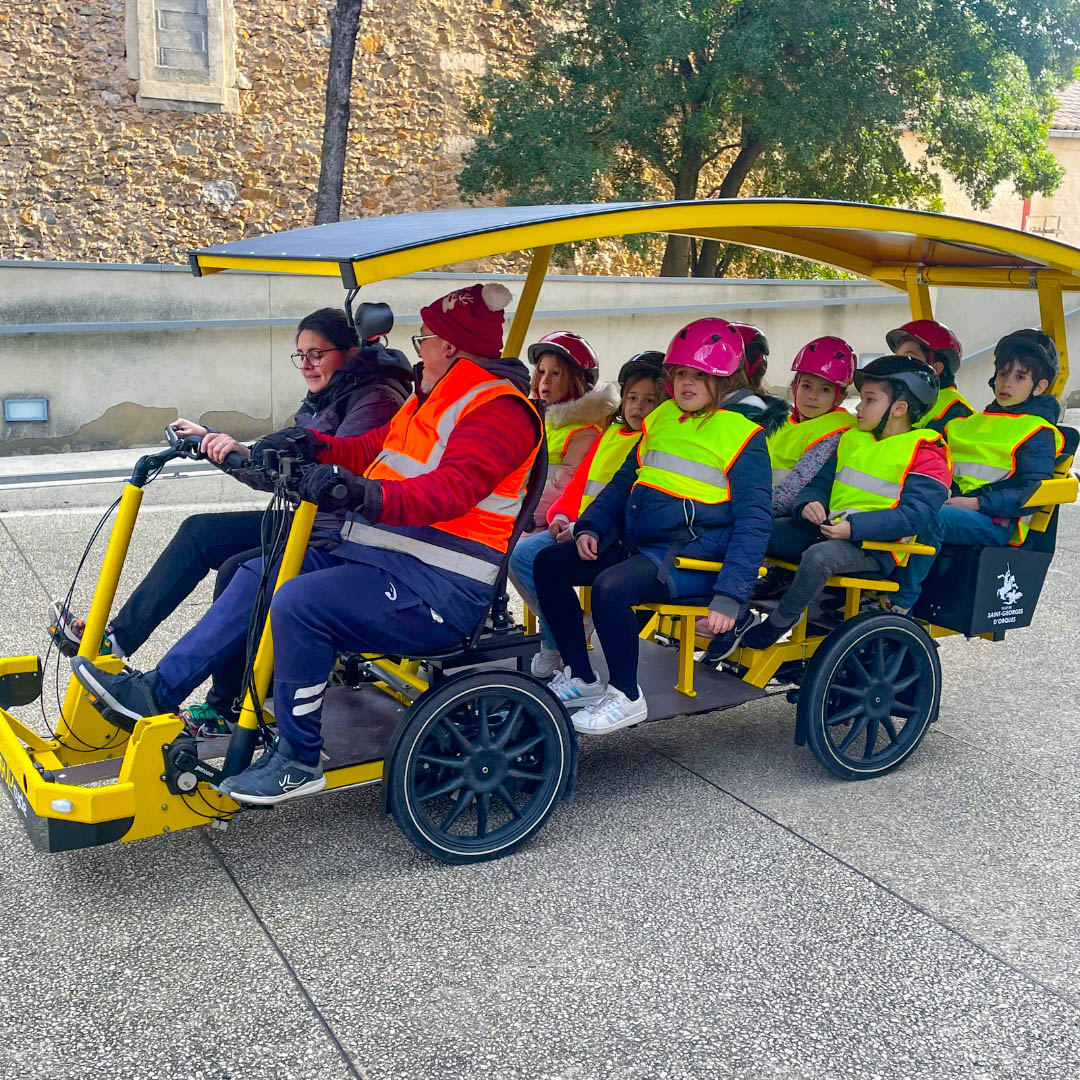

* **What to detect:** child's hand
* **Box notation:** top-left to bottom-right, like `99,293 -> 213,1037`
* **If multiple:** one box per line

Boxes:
554,522 -> 574,543
548,514 -> 570,539
576,533 -> 598,561
704,610 -> 735,635
802,501 -> 827,525
945,495 -> 979,510
820,519 -> 852,540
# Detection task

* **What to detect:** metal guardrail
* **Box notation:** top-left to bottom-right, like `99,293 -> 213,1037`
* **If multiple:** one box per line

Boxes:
0,293 -> 907,336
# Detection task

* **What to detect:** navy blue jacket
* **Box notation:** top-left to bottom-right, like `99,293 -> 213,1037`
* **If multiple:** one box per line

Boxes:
958,393 -> 1061,521
575,421 -> 774,616
793,434 -> 951,573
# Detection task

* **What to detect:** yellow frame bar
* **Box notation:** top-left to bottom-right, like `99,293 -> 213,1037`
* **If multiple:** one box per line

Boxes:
504,245 -> 553,358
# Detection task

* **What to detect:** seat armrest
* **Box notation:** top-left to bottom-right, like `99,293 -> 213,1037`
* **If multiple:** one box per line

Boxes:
860,539 -> 936,557
1023,475 -> 1078,509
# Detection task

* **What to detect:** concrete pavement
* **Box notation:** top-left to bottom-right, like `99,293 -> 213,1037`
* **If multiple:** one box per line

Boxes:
0,483 -> 1077,1079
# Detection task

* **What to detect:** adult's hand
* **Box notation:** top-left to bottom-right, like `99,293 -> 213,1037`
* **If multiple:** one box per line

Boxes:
171,418 -> 207,439
298,463 -> 374,513
801,501 -> 827,525
201,432 -> 250,465
576,533 -> 598,561
250,426 -> 326,465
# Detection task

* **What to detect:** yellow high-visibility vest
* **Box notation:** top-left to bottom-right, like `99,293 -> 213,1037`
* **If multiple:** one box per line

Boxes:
579,425 -> 641,513
767,409 -> 854,486
914,386 -> 973,430
634,399 -> 761,505
945,409 -> 1064,545
830,427 -> 949,562
545,419 -> 603,476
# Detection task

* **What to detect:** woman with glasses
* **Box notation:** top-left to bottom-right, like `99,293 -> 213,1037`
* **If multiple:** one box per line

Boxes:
50,306 -> 411,736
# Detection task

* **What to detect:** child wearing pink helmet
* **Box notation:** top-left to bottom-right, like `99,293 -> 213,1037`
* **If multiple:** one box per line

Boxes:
532,318 -> 773,734
768,336 -> 857,517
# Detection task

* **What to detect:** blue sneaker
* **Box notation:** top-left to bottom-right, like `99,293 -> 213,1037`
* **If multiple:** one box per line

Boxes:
217,737 -> 325,805
70,657 -> 167,731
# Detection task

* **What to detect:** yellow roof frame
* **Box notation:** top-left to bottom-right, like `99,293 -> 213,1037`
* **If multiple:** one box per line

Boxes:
190,199 -> 1079,394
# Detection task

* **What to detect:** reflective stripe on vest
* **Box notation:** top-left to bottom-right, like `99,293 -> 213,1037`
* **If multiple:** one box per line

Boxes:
767,409 -> 855,485
360,357 -> 541,558
914,385 -> 974,429
830,428 -> 946,519
945,409 -> 1064,545
578,425 -> 641,513
633,399 -> 761,505
340,521 -> 500,584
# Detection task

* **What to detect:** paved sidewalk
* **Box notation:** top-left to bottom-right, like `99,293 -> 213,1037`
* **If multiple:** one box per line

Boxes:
0,496 -> 1077,1080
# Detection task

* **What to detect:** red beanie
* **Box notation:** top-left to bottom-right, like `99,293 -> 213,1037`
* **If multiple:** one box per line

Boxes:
420,283 -> 513,359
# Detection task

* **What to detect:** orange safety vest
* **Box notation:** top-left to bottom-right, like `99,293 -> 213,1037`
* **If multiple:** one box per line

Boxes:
341,358 -> 541,584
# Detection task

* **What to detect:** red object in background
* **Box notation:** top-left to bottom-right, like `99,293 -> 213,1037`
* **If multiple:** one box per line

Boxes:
1021,198 -> 1032,232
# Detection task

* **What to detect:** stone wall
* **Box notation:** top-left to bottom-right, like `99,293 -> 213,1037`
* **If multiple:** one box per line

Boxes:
0,0 -> 593,269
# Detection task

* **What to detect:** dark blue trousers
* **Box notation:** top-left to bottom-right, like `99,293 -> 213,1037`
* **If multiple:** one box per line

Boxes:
155,550 -> 463,763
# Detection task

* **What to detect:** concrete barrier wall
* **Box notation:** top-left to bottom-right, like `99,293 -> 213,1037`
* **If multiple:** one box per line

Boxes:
1,259 -> 1077,455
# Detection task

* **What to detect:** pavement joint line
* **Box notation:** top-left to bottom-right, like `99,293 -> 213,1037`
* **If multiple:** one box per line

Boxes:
0,515 -> 53,603
633,731 -> 1080,1013
201,832 -> 370,1080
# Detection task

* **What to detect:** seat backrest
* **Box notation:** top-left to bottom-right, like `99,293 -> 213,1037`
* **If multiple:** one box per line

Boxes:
1023,424 -> 1077,552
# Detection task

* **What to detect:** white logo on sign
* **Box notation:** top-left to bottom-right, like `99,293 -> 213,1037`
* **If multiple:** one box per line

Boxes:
996,564 -> 1023,606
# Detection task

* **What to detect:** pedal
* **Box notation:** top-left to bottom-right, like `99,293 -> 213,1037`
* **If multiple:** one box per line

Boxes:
162,736 -> 223,794
48,624 -> 79,658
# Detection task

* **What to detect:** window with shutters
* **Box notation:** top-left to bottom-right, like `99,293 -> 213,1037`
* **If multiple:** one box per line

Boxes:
125,0 -> 239,112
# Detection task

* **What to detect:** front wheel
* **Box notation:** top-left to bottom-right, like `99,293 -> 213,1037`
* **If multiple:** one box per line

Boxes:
387,670 -> 574,863
798,612 -> 940,780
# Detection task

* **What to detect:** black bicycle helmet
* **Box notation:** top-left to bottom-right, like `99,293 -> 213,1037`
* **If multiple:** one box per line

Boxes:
854,354 -> 940,425
993,329 -> 1058,387
617,350 -> 665,390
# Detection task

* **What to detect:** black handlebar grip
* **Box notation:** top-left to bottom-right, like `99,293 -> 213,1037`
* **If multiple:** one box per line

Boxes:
222,451 -> 250,472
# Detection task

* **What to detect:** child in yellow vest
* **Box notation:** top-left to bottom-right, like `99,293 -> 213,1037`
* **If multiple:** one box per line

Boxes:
526,331 -> 619,528
533,318 -> 773,734
509,353 -> 665,677
741,355 -> 952,651
889,329 -> 1063,612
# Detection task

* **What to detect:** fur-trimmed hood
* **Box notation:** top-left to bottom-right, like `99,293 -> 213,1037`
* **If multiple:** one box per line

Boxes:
543,382 -> 620,429
722,389 -> 791,437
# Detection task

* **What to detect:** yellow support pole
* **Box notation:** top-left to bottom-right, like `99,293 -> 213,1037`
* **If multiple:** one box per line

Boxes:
503,245 -> 553,359
56,484 -> 144,745
905,272 -> 933,322
1036,276 -> 1070,399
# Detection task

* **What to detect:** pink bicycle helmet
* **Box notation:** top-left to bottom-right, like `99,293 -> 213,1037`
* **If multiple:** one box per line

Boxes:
663,318 -> 746,381
791,336 -> 857,388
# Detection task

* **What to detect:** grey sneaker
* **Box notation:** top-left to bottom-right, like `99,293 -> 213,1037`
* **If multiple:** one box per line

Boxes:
217,736 -> 325,805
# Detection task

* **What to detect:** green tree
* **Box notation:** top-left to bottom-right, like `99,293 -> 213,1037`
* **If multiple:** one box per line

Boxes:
458,0 -> 1080,277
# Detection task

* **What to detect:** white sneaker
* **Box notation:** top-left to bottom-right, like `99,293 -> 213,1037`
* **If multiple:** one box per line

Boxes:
530,646 -> 563,680
573,686 -> 649,735
548,667 -> 606,708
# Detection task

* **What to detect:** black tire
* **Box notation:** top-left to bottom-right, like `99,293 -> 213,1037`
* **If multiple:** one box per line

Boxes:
798,611 -> 940,780
387,670 -> 574,864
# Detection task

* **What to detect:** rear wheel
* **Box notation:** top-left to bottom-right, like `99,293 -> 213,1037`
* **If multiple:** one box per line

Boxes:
798,612 -> 940,780
387,670 -> 574,863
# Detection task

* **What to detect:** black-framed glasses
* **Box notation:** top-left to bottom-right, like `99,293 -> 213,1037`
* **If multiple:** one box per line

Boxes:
411,334 -> 438,356
290,347 -> 341,368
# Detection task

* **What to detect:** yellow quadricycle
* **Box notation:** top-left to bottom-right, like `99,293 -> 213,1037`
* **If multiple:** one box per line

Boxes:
1,200 -> 1076,861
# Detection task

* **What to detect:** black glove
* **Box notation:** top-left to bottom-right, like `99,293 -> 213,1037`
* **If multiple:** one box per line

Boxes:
250,426 -> 327,466
298,464 -> 381,518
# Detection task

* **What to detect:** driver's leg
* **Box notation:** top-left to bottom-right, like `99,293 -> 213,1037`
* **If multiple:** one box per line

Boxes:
221,562 -> 461,801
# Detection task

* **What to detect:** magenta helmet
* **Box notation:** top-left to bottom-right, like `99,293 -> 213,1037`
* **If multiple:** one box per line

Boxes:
791,336 -> 857,388
663,318 -> 746,382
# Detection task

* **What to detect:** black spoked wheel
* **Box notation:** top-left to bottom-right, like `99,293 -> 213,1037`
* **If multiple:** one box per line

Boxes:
798,612 -> 940,780
387,670 -> 574,863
